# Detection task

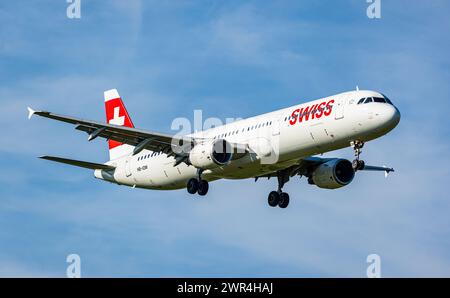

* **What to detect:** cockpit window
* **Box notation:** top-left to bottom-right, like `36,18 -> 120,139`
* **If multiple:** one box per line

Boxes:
358,95 -> 394,105
373,97 -> 386,103
381,93 -> 393,105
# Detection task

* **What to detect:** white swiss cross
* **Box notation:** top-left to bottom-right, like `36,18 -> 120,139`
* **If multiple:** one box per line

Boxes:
109,106 -> 125,126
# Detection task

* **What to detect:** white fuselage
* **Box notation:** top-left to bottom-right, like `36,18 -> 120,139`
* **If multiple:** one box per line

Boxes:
95,90 -> 400,190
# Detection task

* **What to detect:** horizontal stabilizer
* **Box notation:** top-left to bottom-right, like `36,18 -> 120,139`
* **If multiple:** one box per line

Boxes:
39,156 -> 115,171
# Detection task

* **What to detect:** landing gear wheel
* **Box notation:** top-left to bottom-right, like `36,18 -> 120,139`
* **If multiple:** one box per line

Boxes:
357,160 -> 365,170
268,191 -> 280,207
187,178 -> 199,194
352,159 -> 365,171
197,180 -> 209,196
278,192 -> 290,208
351,140 -> 366,172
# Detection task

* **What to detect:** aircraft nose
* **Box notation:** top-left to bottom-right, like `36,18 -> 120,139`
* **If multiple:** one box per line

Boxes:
383,104 -> 401,130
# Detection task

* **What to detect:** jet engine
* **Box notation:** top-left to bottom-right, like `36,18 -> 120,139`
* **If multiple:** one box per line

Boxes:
189,139 -> 233,169
310,159 -> 355,189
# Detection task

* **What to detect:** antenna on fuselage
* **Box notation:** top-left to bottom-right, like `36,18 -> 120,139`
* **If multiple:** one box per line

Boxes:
356,85 -> 359,91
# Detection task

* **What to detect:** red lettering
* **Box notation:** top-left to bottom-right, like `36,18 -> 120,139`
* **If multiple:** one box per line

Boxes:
324,99 -> 334,116
315,102 -> 326,118
289,109 -> 300,125
298,106 -> 312,122
290,100 -> 334,125
310,104 -> 319,119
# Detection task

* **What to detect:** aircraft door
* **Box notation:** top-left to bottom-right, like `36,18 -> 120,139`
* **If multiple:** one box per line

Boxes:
334,99 -> 345,120
271,118 -> 280,136
125,158 -> 132,177
268,118 -> 281,164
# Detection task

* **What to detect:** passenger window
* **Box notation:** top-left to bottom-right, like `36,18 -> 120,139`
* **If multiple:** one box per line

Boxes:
364,97 -> 373,104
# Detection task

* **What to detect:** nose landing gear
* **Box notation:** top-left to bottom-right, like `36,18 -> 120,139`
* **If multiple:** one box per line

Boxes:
351,140 -> 365,171
267,170 -> 291,209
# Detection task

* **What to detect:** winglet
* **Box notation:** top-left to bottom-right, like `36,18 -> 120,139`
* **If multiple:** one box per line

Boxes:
27,107 -> 36,119
383,165 -> 394,178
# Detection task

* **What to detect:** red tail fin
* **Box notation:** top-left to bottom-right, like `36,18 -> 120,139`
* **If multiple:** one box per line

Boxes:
104,89 -> 135,160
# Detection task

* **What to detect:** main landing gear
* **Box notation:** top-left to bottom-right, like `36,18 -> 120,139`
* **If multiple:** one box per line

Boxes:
186,169 -> 209,196
267,170 -> 290,209
351,140 -> 365,171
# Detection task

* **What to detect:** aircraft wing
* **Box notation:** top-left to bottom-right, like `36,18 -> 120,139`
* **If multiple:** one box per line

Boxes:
28,107 -> 192,156
254,156 -> 394,180
40,156 -> 115,170
28,107 -> 250,161
360,165 -> 395,173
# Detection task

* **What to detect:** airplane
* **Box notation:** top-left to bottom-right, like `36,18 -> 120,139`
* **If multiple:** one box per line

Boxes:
28,88 -> 400,208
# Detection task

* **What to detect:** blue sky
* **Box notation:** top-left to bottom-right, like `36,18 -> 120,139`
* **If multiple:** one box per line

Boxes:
0,0 -> 449,277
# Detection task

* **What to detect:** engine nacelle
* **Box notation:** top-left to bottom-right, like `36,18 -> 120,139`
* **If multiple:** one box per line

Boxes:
310,159 -> 355,189
189,139 -> 233,169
